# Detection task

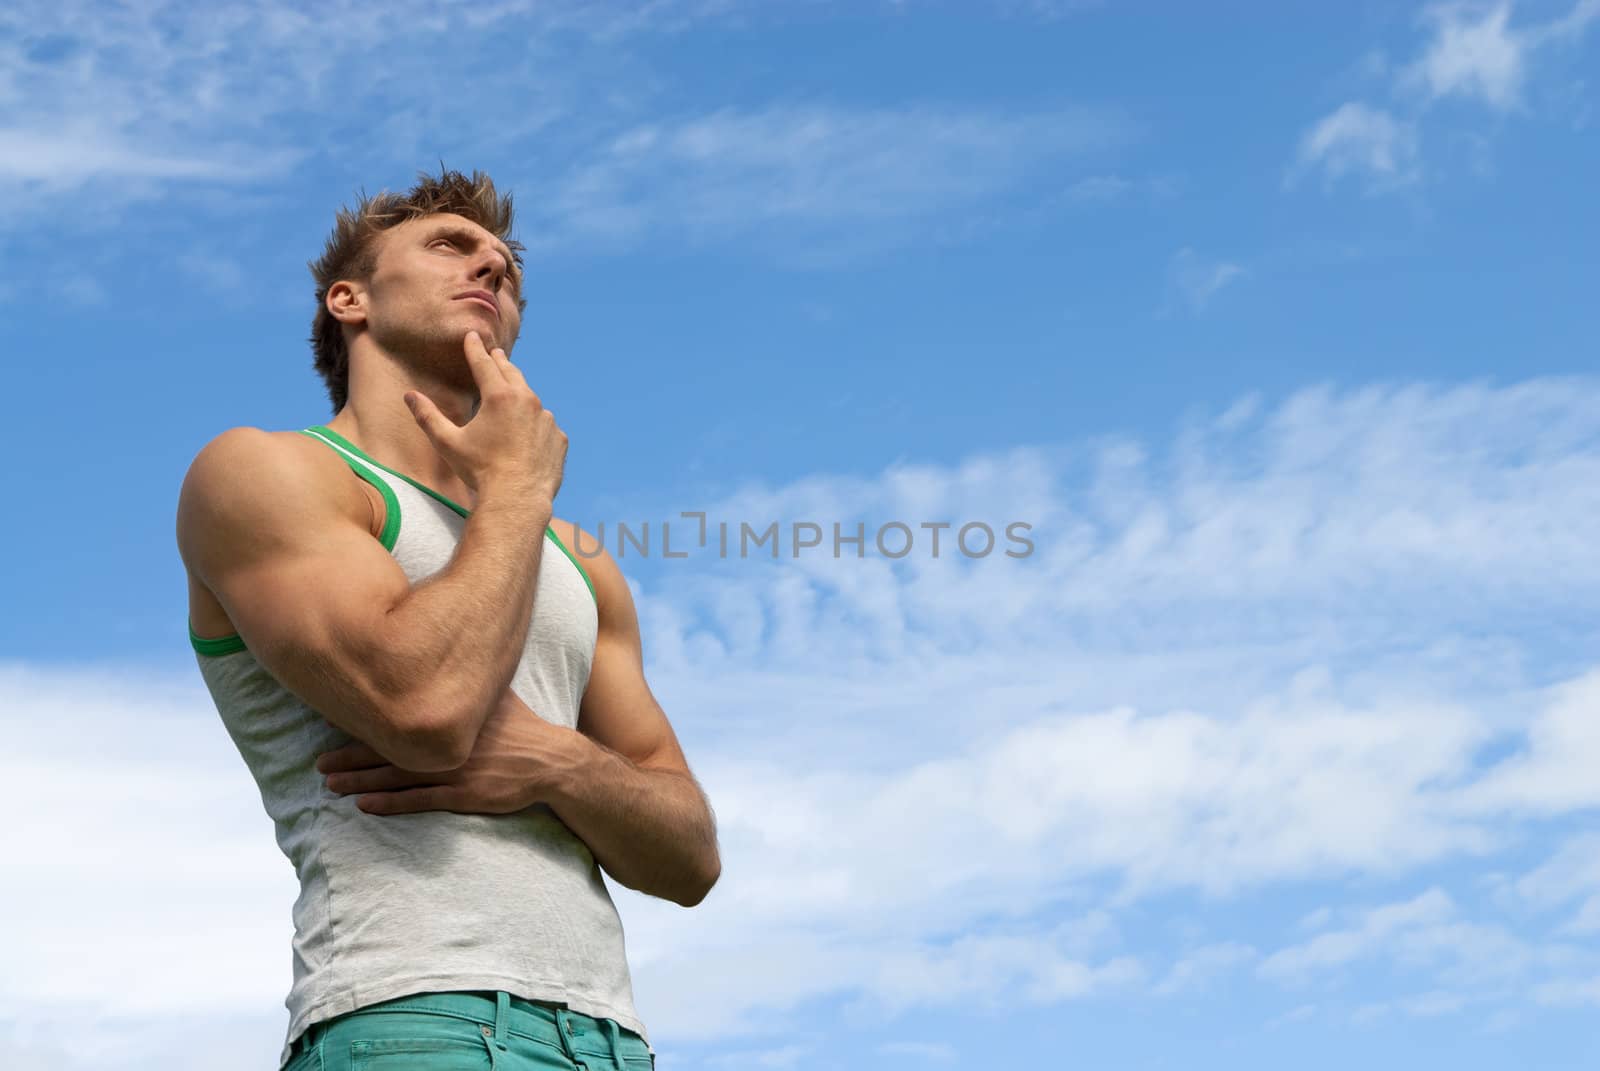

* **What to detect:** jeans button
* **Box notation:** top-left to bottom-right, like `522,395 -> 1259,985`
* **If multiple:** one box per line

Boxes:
481,1026 -> 493,1038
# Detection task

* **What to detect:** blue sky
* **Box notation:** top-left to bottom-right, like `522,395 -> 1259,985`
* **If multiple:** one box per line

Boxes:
3,1 -> 1600,1068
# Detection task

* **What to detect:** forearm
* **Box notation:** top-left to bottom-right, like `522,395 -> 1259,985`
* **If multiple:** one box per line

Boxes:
377,488 -> 552,735
546,730 -> 721,908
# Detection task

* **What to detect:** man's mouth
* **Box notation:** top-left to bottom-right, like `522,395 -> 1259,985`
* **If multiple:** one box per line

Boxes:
455,291 -> 499,319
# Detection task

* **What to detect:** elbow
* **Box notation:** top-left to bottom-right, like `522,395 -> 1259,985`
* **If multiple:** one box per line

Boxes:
388,703 -> 477,772
398,725 -> 474,773
384,668 -> 497,771
357,647 -> 482,772
677,854 -> 722,908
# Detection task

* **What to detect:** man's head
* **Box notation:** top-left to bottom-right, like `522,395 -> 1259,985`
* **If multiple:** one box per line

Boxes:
310,167 -> 527,413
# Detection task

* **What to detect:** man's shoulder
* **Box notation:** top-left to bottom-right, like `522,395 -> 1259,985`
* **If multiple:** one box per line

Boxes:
186,425 -> 356,490
178,425 -> 365,561
546,516 -> 624,618
547,516 -> 606,569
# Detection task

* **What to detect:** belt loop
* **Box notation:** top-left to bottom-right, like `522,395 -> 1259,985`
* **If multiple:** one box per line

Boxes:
605,1018 -> 626,1071
494,991 -> 511,1049
554,1007 -> 586,1069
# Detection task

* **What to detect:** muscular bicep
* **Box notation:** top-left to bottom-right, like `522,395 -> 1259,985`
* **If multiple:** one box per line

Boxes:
178,429 -> 448,769
578,629 -> 691,775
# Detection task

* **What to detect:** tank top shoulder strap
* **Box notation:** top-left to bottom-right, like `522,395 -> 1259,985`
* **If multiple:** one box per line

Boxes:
297,427 -> 401,551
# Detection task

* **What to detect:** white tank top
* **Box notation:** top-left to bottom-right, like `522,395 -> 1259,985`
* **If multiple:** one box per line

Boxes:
189,424 -> 648,1069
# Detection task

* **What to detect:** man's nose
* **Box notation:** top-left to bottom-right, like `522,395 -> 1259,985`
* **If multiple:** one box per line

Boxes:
473,249 -> 507,288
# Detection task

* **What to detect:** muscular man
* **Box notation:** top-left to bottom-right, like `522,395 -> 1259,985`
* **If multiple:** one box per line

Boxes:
176,167 -> 719,1071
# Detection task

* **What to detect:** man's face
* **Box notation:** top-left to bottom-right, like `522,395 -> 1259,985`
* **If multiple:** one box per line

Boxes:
353,211 -> 525,388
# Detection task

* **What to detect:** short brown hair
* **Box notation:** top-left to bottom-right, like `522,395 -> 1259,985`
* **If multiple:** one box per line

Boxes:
308,166 -> 527,413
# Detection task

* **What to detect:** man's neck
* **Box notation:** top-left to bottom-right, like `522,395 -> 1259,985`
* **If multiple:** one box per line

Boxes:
324,348 -> 480,508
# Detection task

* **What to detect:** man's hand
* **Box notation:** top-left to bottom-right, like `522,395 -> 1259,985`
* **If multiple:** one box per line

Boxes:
406,330 -> 567,501
316,690 -> 576,816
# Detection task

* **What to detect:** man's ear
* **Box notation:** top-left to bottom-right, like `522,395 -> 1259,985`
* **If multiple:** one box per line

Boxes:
326,280 -> 367,327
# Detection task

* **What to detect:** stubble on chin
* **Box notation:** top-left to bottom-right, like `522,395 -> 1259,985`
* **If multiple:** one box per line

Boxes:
371,315 -> 483,391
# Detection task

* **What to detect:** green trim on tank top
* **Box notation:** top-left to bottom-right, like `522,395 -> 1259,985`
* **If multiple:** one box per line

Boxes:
298,428 -> 404,552
188,622 -> 246,656
305,424 -> 597,604
542,526 -> 597,604
188,429 -> 406,657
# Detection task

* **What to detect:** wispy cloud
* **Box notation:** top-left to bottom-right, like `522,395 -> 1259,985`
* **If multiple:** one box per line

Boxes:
1456,670 -> 1600,816
1294,0 -> 1599,191
1534,972 -> 1600,1008
527,104 -> 1135,252
704,1042 -> 814,1069
1259,884 -> 1585,1014
1154,942 -> 1258,995
1292,102 -> 1421,191
1061,174 -> 1134,200
0,0 -> 707,215
1404,2 -> 1529,110
1259,889 -> 1458,980
876,1039 -> 960,1062
1512,833 -> 1600,934
1165,246 -> 1246,312
0,128 -> 291,186
2,2 -> 1133,257
1402,0 -> 1600,111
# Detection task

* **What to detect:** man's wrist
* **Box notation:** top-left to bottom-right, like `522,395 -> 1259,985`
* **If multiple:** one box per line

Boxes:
475,484 -> 554,520
532,724 -> 601,807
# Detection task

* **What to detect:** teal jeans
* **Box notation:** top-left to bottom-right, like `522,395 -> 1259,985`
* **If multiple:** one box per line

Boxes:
284,991 -> 655,1071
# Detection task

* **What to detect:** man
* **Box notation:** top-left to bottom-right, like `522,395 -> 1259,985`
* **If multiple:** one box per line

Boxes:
176,167 -> 719,1071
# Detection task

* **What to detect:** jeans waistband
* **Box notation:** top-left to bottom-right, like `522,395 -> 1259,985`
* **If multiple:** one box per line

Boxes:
294,990 -> 647,1068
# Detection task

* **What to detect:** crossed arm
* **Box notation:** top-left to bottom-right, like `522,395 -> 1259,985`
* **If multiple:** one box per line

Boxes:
556,543 -> 722,907
317,524 -> 722,908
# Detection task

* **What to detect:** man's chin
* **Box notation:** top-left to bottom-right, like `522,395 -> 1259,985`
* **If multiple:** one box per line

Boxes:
380,333 -> 478,383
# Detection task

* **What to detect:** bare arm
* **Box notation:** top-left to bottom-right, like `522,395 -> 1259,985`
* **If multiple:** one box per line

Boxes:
550,530 -> 720,905
312,525 -> 722,905
177,333 -> 565,771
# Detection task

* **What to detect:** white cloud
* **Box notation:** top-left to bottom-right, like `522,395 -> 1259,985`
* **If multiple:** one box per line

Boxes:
1259,889 -> 1457,980
1349,988 -> 1475,1024
0,664 -> 297,1069
0,128 -> 293,186
613,374 -> 1600,1033
1167,246 -> 1245,312
1455,669 -> 1600,816
530,104 -> 1134,251
1512,832 -> 1600,933
0,0 -> 717,214
1154,942 -> 1257,995
1266,1003 -> 1318,1028
1533,973 -> 1600,1006
704,1043 -> 814,1069
635,378 -> 1600,700
1062,174 -> 1134,200
875,1039 -> 960,1062
1405,2 -> 1528,110
847,931 -> 1143,1015
1299,0 -> 1600,190
1258,885 -> 1586,1011
2,3 -> 1132,255
1294,103 -> 1420,190
1404,0 -> 1600,111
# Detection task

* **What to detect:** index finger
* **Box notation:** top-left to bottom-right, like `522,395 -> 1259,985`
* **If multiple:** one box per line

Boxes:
462,330 -> 509,391
491,346 -> 529,390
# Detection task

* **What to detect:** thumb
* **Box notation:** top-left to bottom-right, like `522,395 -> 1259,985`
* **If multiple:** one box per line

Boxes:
404,390 -> 457,448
